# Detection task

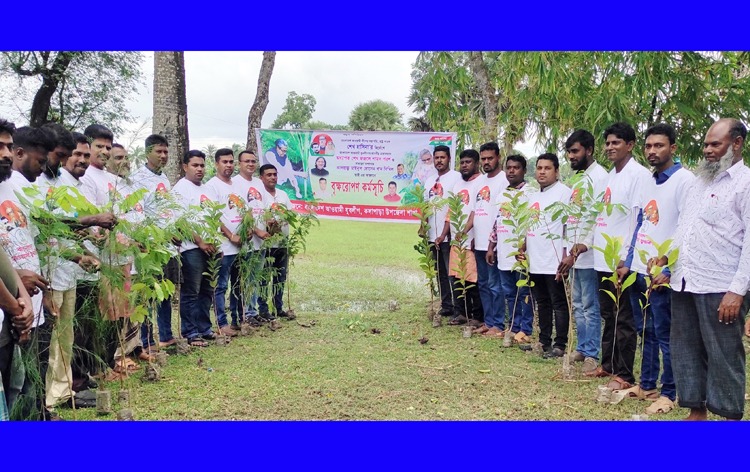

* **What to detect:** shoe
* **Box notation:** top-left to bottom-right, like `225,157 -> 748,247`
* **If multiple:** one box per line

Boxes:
473,325 -> 491,335
467,319 -> 483,328
447,315 -> 467,326
258,312 -> 277,322
582,357 -> 598,374
219,325 -> 239,337
437,309 -> 453,317
230,324 -> 241,331
74,389 -> 97,401
568,351 -> 585,363
245,316 -> 264,327
543,347 -> 565,359
202,332 -> 217,340
513,331 -> 531,344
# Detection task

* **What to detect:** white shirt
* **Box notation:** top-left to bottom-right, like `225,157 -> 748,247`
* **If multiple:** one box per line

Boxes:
526,181 -> 573,275
449,176 -> 481,249
672,161 -> 750,295
80,165 -> 117,207
492,183 -> 530,271
567,162 -> 609,270
0,178 -> 44,326
204,176 -> 244,256
423,170 -> 461,243
264,187 -> 292,249
593,158 -> 652,272
631,166 -> 695,275
232,174 -> 269,251
472,171 -> 510,251
172,178 -> 214,253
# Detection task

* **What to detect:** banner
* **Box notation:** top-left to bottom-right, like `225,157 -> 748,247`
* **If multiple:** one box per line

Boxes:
254,129 -> 457,222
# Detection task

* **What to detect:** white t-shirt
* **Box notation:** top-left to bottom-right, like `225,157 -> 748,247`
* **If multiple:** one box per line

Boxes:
232,174 -> 270,251
80,165 -> 117,207
448,176 -> 481,249
526,181 -> 573,275
631,166 -> 695,275
423,170 -> 461,243
493,184 -> 530,271
567,162 -> 609,270
204,176 -> 244,256
172,178 -> 215,253
265,188 -> 293,249
472,171 -> 510,251
0,178 -> 44,326
593,158 -> 652,272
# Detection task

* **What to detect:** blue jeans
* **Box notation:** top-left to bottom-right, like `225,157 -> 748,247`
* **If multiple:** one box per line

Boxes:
571,268 -> 601,360
215,254 -> 242,327
474,250 -> 504,329
498,269 -> 532,335
629,273 -> 675,400
140,297 -> 174,346
671,290 -> 748,419
258,248 -> 288,316
180,249 -> 215,339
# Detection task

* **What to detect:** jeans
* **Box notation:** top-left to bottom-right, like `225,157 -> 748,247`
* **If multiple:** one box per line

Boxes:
671,290 -> 748,419
629,273 -> 675,400
474,250 -> 504,329
140,296 -> 174,346
597,271 -> 637,384
215,254 -> 242,327
432,241 -> 454,315
571,268 -> 601,360
180,249 -> 215,339
530,273 -> 569,349
498,269 -> 532,335
258,248 -> 289,316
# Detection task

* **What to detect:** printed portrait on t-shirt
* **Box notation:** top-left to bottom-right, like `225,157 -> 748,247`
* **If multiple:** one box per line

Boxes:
429,182 -> 444,199
0,200 -> 28,229
643,199 -> 659,226
247,187 -> 263,203
228,193 -> 244,210
156,183 -> 168,195
457,189 -> 470,205
603,187 -> 612,204
476,186 -> 491,203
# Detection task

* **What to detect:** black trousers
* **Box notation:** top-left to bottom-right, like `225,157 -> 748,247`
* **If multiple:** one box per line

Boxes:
432,241 -> 454,315
450,277 -> 483,321
530,273 -> 569,349
597,271 -> 637,384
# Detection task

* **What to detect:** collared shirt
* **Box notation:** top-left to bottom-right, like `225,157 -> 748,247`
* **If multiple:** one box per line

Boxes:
653,162 -> 683,185
672,160 -> 750,295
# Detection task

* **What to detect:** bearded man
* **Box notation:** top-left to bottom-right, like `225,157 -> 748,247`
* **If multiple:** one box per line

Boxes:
662,118 -> 750,420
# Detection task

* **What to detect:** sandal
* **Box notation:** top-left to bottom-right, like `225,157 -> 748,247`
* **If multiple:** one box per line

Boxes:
188,337 -> 209,347
620,385 -> 659,401
114,357 -> 140,374
138,351 -> 157,362
201,332 -> 217,341
448,315 -> 468,326
606,376 -> 633,392
159,339 -> 177,348
645,396 -> 674,415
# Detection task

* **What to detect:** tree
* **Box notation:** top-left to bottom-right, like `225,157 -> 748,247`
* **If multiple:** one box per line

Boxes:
348,99 -> 404,131
152,52 -> 189,185
410,52 -> 750,166
271,91 -> 316,129
247,51 -> 276,153
0,51 -> 143,134
302,120 -> 349,130
407,116 -> 433,132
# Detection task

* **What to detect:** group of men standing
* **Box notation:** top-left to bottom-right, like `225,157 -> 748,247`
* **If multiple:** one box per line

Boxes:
422,119 -> 750,420
0,119 -> 294,420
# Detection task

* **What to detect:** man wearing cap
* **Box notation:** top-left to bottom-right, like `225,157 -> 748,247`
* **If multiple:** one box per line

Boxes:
264,139 -> 306,199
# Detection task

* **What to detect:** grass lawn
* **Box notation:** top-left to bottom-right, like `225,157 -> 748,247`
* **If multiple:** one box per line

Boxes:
59,219 -> 750,420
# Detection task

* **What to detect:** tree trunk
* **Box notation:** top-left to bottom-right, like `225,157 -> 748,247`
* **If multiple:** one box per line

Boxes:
28,52 -> 77,127
468,51 -> 499,143
246,51 -> 276,152
152,51 -> 189,185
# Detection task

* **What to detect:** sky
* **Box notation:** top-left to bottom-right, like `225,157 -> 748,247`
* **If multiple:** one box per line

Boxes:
1,51 -> 540,157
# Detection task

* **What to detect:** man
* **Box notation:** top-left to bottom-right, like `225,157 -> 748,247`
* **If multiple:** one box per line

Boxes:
487,155 -> 533,342
521,154 -> 572,358
204,149 -> 243,337
393,163 -> 410,180
80,124 -> 117,207
314,178 -> 332,200
590,122 -> 652,391
666,119 -> 750,420
446,150 -> 483,326
173,150 -> 218,347
422,145 -> 460,319
132,134 -> 180,350
264,139 -> 306,199
257,164 -> 293,320
109,143 -> 129,178
472,142 -> 509,338
555,130 -> 608,374
621,123 -> 694,415
317,135 -> 335,154
383,181 -> 401,202
232,151 -> 272,326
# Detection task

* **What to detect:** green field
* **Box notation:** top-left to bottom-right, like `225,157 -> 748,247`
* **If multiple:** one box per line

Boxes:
58,219 -> 749,420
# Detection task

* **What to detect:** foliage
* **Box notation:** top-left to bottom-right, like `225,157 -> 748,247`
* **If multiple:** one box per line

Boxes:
401,185 -> 439,301
446,193 -> 473,316
272,91 -> 317,129
348,99 -> 405,131
410,51 -> 750,166
0,51 -> 144,135
302,120 -> 349,131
